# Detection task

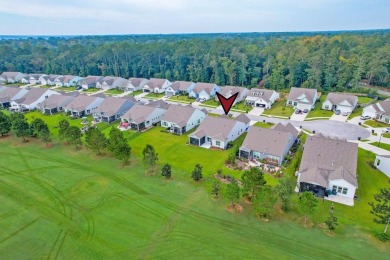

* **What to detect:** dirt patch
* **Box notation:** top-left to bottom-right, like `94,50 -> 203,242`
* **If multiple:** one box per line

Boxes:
243,197 -> 253,205
226,203 -> 243,213
214,174 -> 242,186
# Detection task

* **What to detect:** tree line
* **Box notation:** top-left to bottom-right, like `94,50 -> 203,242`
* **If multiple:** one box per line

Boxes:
0,32 -> 388,89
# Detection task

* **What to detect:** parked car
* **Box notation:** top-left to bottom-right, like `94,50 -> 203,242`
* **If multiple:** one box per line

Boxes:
342,111 -> 349,116
76,86 -> 82,90
295,109 -> 302,114
335,110 -> 341,115
384,128 -> 390,133
360,115 -> 371,120
303,109 -> 309,113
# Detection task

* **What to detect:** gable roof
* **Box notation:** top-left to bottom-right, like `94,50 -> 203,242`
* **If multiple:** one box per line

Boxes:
235,113 -> 251,124
240,127 -> 293,157
128,77 -> 148,87
273,122 -> 299,138
326,93 -> 357,107
0,72 -> 23,79
246,89 -> 276,102
147,78 -> 168,89
171,81 -> 194,91
146,99 -> 171,110
190,116 -> 242,141
372,100 -> 390,116
40,94 -> 75,109
65,95 -> 103,111
162,105 -> 202,127
80,76 -> 104,85
219,86 -> 247,97
299,135 -> 358,187
122,104 -> 160,124
94,96 -> 133,115
14,88 -> 49,105
287,87 -> 317,104
0,87 -> 26,100
193,82 -> 217,94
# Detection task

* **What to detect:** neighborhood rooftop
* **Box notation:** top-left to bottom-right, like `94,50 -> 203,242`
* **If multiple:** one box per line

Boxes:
326,93 -> 358,106
191,116 -> 239,140
287,87 -> 317,104
161,105 -> 199,127
273,122 -> 299,137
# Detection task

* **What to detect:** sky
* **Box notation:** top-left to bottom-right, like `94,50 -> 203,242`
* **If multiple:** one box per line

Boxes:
0,0 -> 389,35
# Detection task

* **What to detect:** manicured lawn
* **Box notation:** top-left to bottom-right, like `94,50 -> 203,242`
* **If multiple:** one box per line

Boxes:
348,106 -> 363,120
56,86 -> 78,92
364,120 -> 389,128
201,99 -> 219,107
382,132 -> 390,138
232,101 -> 251,112
358,96 -> 374,104
144,92 -> 165,99
0,138 -> 388,258
253,121 -> 275,128
207,113 -> 221,117
262,101 -> 294,118
168,95 -> 194,104
130,90 -> 143,96
104,88 -> 124,95
370,142 -> 390,151
82,88 -> 100,93
306,94 -> 333,119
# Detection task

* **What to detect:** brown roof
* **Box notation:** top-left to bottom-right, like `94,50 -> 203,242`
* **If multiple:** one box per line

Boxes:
326,93 -> 357,106
65,95 -> 104,111
189,116 -> 242,141
171,81 -> 194,91
372,100 -> 390,116
15,88 -> 50,105
287,87 -> 317,104
219,86 -> 247,97
94,96 -> 133,115
240,127 -> 293,157
40,94 -> 75,109
147,78 -> 168,89
273,122 -> 299,137
235,114 -> 251,124
299,136 -> 358,187
121,104 -> 160,124
147,100 -> 170,110
129,78 -> 148,87
193,82 -> 217,94
162,105 -> 202,127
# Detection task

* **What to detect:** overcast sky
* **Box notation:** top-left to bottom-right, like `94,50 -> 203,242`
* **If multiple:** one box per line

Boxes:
0,0 -> 389,35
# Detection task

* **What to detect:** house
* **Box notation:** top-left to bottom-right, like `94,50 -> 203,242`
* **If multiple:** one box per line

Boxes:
65,95 -> 105,117
21,75 -> 30,84
188,116 -> 246,149
297,135 -> 358,206
0,72 -> 26,83
29,74 -> 46,85
374,155 -> 390,178
0,87 -> 29,108
9,88 -> 60,112
189,83 -> 220,101
120,104 -> 167,131
239,127 -> 296,166
322,93 -> 358,113
41,75 -> 62,86
93,97 -> 135,123
146,99 -> 171,110
286,87 -> 318,111
161,105 -> 206,135
273,122 -> 299,138
165,81 -> 195,96
98,76 -> 128,90
39,92 -> 78,115
235,113 -> 251,129
142,78 -> 172,94
363,100 -> 390,123
245,89 -> 280,109
55,75 -> 84,87
79,76 -> 104,89
215,86 -> 249,104
126,78 -> 149,92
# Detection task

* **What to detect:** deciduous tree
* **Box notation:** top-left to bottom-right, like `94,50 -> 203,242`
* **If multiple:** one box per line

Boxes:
85,127 -> 107,155
0,111 -> 11,136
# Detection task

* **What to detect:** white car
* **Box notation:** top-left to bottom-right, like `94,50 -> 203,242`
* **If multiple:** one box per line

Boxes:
360,115 -> 370,120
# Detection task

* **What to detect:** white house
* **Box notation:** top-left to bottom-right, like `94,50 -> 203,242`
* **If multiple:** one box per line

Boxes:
39,93 -> 78,115
0,72 -> 26,83
79,76 -> 104,89
55,75 -> 84,87
322,93 -> 358,113
0,87 -> 29,108
21,75 -> 30,84
297,135 -> 358,206
98,76 -> 128,90
65,95 -> 105,117
363,100 -> 390,123
216,86 -> 249,105
189,82 -> 220,101
120,104 -> 167,131
374,155 -> 390,178
126,78 -> 149,92
188,116 -> 246,149
245,89 -> 279,109
29,74 -> 47,85
165,81 -> 196,96
10,88 -> 60,111
161,105 -> 206,135
286,87 -> 318,111
40,75 -> 62,86
142,78 -> 172,94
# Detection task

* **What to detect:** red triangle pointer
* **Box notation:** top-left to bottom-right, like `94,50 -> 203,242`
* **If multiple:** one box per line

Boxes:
216,92 -> 239,115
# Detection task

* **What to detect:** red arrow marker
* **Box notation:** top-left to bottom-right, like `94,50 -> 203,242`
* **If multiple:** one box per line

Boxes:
216,92 -> 238,115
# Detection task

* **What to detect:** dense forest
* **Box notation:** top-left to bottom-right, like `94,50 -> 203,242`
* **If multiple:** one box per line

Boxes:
0,31 -> 389,89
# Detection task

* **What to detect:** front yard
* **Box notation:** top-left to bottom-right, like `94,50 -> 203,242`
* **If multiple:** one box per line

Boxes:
232,101 -> 251,112
144,92 -> 166,99
370,142 -> 390,151
81,88 -> 100,93
201,98 -> 219,107
364,120 -> 389,128
130,90 -> 143,96
168,95 -> 195,104
306,94 -> 333,119
56,86 -> 78,92
262,101 -> 294,118
348,106 -> 363,119
104,88 -> 124,95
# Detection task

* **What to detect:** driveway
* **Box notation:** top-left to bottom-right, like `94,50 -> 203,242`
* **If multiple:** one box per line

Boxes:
290,112 -> 308,121
248,107 -> 264,116
330,113 -> 348,122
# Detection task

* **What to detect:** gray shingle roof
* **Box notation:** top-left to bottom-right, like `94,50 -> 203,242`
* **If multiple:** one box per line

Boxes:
147,78 -> 168,89
299,135 -> 358,187
171,81 -> 194,91
0,87 -> 25,100
287,87 -> 317,104
247,89 -> 276,102
161,105 -> 201,127
273,122 -> 299,137
14,88 -> 49,105
189,116 -> 241,141
121,104 -> 159,124
219,86 -> 247,97
65,95 -> 103,111
193,82 -> 217,94
326,93 -> 357,106
129,78 -> 148,87
240,127 -> 293,157
94,96 -> 133,116
40,94 -> 75,109
235,114 -> 251,124
373,100 -> 390,116
147,100 -> 171,110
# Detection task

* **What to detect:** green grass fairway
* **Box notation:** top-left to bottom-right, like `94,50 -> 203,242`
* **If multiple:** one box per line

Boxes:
262,101 -> 294,118
0,140 -> 389,259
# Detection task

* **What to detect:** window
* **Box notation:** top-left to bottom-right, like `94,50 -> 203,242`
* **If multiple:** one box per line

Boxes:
337,187 -> 342,193
342,188 -> 348,195
288,101 -> 292,105
325,105 -> 329,109
377,159 -> 381,166
216,141 -> 220,146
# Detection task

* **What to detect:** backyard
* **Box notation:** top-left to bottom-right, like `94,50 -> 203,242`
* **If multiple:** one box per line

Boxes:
262,101 -> 294,118
358,96 -> 374,104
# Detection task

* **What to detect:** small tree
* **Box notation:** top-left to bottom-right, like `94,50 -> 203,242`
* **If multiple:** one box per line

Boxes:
211,180 -> 221,198
298,191 -> 318,224
225,181 -> 240,207
58,119 -> 70,140
275,175 -> 296,212
10,113 -> 30,142
191,164 -> 203,181
0,111 -> 11,136
253,185 -> 277,219
108,127 -> 125,152
65,126 -> 82,149
85,127 -> 107,155
30,118 -> 52,144
161,163 -> 172,179
325,212 -> 338,233
142,144 -> 159,167
112,142 -> 131,165
369,187 -> 390,234
241,167 -> 266,200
